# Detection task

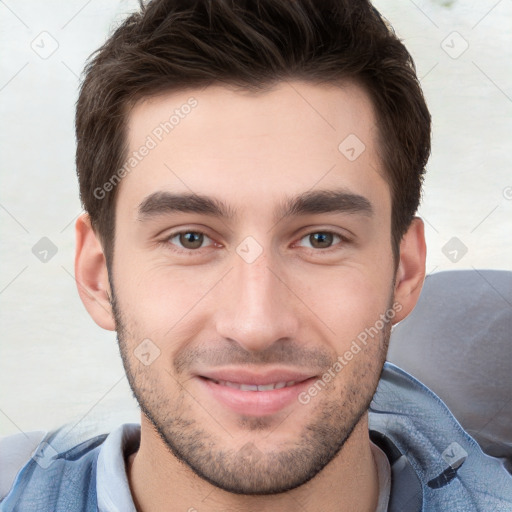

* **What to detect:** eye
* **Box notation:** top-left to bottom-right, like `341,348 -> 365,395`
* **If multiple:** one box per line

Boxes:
167,231 -> 214,250
297,231 -> 343,249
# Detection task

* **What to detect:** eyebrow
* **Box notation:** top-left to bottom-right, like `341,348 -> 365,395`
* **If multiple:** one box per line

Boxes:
137,189 -> 373,223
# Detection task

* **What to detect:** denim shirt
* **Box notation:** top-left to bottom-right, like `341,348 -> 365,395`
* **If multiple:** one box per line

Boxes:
1,363 -> 511,511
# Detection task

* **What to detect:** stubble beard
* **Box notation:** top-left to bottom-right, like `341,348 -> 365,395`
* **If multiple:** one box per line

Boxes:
111,288 -> 391,495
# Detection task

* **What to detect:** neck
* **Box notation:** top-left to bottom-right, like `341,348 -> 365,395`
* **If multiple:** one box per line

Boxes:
127,412 -> 379,512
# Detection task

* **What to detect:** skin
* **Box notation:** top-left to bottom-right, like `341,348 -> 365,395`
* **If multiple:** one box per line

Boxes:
75,81 -> 426,511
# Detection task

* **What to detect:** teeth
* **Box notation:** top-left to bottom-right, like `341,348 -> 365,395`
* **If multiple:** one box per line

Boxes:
257,383 -> 276,391
213,379 -> 298,391
240,384 -> 258,391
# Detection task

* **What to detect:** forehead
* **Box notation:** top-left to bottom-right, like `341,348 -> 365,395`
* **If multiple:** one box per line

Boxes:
119,81 -> 389,218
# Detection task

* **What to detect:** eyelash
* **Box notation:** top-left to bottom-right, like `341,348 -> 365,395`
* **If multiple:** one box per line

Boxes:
160,229 -> 350,254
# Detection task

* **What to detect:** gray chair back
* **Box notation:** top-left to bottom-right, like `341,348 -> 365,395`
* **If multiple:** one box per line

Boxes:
388,269 -> 512,467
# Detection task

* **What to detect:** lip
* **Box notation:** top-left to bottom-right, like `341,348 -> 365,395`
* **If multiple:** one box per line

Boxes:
195,368 -> 317,416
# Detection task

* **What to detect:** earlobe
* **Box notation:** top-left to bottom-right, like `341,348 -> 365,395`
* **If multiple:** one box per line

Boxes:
74,213 -> 116,331
392,217 -> 426,324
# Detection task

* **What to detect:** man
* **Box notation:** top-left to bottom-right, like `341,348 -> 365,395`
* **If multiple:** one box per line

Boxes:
1,0 -> 511,510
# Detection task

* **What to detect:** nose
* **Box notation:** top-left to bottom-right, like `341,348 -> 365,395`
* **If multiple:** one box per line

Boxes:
214,248 -> 300,353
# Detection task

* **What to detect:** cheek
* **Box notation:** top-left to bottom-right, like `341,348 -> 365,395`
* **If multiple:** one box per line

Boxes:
114,262 -> 223,342
299,264 -> 394,341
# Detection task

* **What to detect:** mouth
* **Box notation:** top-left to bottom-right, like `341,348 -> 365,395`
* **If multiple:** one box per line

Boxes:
195,370 -> 317,416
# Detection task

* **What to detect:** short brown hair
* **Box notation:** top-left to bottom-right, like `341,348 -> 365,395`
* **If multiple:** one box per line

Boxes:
76,0 -> 431,265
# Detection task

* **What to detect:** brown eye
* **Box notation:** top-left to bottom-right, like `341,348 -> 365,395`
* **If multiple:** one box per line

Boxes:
168,231 -> 211,250
180,232 -> 203,249
298,231 -> 341,249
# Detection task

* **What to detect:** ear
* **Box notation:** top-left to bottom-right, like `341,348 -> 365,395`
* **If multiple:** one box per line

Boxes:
74,213 -> 115,330
392,217 -> 426,324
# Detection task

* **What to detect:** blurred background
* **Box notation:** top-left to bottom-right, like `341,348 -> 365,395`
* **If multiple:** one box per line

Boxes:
1,0 -> 511,437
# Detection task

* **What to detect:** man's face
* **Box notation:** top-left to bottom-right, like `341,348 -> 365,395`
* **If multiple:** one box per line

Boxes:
111,81 -> 397,494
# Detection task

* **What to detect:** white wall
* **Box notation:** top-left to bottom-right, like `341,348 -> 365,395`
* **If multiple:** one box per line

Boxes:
1,0 -> 511,437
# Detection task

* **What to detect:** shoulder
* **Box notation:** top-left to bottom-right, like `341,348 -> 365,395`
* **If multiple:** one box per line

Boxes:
0,424 -> 109,509
0,423 -> 139,511
370,362 -> 512,511
0,431 -> 46,501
